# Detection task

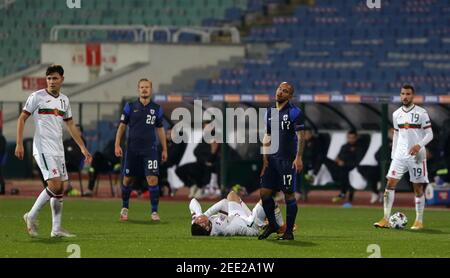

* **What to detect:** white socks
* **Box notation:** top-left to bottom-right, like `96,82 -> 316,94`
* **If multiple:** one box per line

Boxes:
28,188 -> 54,220
274,203 -> 284,227
415,195 -> 425,222
251,203 -> 266,227
383,189 -> 395,220
51,197 -> 63,232
27,187 -> 64,233
252,202 -> 284,228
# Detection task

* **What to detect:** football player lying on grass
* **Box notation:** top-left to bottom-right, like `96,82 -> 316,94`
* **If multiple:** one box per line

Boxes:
189,191 -> 292,237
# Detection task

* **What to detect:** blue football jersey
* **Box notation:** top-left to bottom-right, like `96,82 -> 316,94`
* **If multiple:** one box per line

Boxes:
120,99 -> 164,152
265,102 -> 305,161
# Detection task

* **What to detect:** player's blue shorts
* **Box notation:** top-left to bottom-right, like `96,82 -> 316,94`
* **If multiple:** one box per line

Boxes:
261,157 -> 297,194
122,147 -> 159,177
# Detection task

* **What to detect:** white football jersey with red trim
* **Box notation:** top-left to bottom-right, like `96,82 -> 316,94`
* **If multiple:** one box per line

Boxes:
392,104 -> 431,162
23,89 -> 72,156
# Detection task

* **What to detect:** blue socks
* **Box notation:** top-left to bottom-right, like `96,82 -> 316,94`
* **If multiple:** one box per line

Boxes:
285,198 -> 298,234
121,185 -> 132,209
122,184 -> 159,214
148,186 -> 160,213
262,195 -> 279,229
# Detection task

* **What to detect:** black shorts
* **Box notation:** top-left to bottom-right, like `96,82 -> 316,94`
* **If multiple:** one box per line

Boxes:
122,148 -> 159,177
260,157 -> 297,194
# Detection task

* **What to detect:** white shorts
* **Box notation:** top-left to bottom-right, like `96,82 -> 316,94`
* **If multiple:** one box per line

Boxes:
225,201 -> 259,237
34,154 -> 69,182
387,158 -> 429,183
228,201 -> 251,218
224,216 -> 259,237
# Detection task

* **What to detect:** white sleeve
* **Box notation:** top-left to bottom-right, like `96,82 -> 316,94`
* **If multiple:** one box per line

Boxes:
189,199 -> 202,224
418,112 -> 433,148
391,111 -> 399,159
392,111 -> 399,131
23,93 -> 38,115
64,99 -> 73,121
204,199 -> 228,217
418,128 -> 433,148
421,112 -> 432,129
391,130 -> 398,159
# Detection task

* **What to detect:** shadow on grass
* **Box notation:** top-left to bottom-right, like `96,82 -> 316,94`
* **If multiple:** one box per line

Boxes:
22,237 -> 71,245
268,239 -> 318,248
403,228 -> 450,235
126,219 -> 169,226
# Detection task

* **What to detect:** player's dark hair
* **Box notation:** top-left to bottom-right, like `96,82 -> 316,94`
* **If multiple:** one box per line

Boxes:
46,65 -> 64,76
348,130 -> 358,136
191,223 -> 211,236
402,84 -> 415,94
138,78 -> 152,87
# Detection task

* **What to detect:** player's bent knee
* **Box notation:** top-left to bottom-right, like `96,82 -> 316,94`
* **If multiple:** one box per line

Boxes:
386,178 -> 399,190
47,178 -> 64,194
227,191 -> 240,202
413,184 -> 425,196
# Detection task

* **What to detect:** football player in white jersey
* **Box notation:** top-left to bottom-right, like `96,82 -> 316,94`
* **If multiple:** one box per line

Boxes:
189,191 -> 290,237
15,65 -> 92,238
374,84 -> 433,230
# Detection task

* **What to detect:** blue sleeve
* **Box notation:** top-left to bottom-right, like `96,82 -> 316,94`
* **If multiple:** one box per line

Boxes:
120,103 -> 131,125
265,109 -> 271,135
290,107 -> 305,131
155,107 -> 164,128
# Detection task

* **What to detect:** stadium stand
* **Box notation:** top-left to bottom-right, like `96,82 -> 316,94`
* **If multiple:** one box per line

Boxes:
0,0 -> 251,77
1,0 -> 449,194
195,0 -> 450,95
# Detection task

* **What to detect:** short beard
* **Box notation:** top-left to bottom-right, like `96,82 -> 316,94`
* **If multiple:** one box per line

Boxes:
402,101 -> 413,108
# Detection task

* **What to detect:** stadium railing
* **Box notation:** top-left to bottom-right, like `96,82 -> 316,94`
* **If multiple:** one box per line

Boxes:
50,25 -> 242,44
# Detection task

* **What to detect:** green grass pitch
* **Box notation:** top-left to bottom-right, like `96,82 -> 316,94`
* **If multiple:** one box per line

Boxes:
1,198 -> 449,258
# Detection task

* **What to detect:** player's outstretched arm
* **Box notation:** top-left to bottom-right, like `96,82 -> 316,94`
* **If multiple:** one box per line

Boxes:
260,133 -> 271,177
114,123 -> 127,157
157,127 -> 167,162
65,119 -> 92,164
15,112 -> 30,160
292,130 -> 304,173
391,129 -> 398,158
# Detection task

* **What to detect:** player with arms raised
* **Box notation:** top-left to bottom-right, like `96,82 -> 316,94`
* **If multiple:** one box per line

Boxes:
374,84 -> 433,230
16,65 -> 92,238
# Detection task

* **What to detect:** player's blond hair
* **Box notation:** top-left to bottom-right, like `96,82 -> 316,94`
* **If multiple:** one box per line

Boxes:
138,78 -> 152,87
